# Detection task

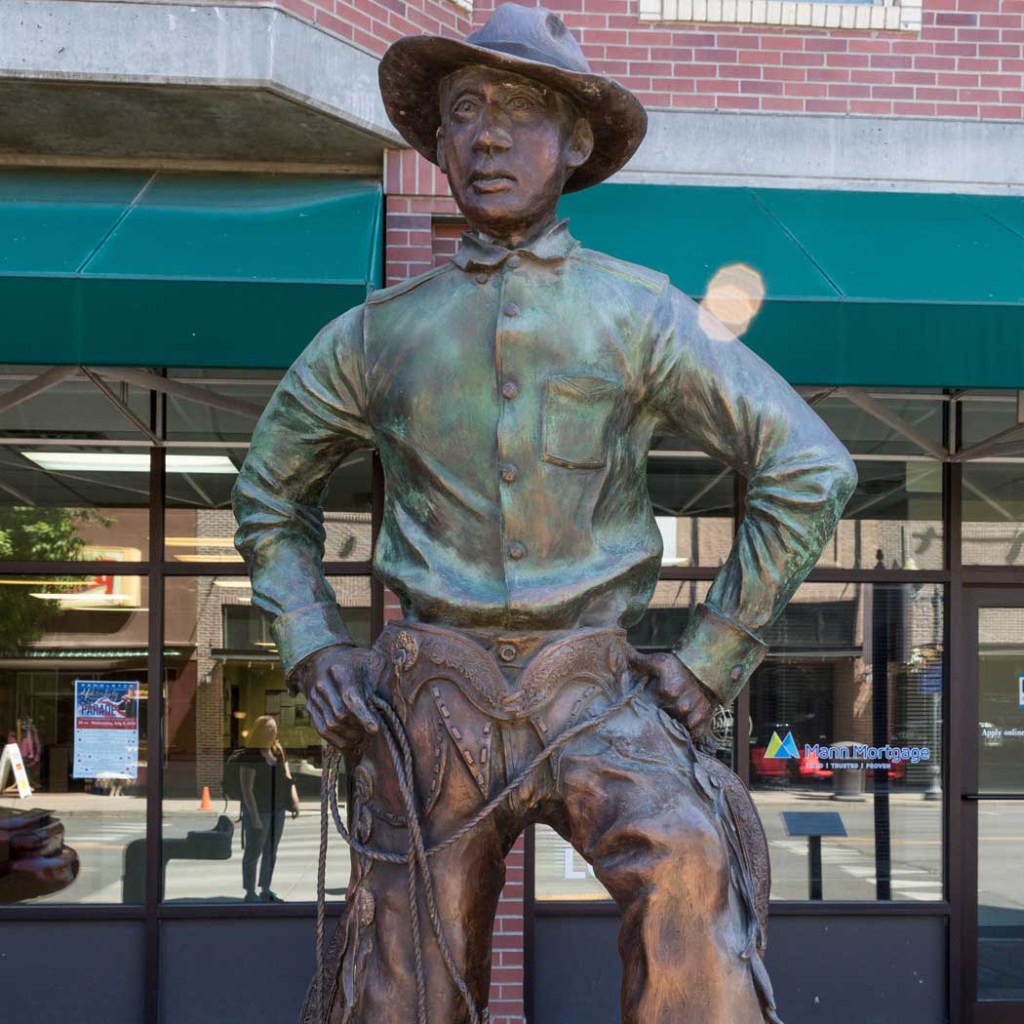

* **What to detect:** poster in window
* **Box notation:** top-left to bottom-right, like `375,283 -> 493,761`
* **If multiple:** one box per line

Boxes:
72,681 -> 140,779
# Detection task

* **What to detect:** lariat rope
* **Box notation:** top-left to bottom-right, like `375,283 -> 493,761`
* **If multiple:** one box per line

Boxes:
315,677 -> 646,1024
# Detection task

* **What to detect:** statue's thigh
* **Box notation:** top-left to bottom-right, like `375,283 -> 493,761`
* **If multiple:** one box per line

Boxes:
554,700 -> 731,907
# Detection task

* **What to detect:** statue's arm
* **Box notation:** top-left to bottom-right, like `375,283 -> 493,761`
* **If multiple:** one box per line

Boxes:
645,285 -> 857,706
233,307 -> 374,679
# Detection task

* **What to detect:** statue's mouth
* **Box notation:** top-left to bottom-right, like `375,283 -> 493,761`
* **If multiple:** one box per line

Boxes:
470,170 -> 517,193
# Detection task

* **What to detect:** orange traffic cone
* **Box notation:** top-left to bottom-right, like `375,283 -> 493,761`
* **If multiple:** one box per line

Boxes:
200,785 -> 212,811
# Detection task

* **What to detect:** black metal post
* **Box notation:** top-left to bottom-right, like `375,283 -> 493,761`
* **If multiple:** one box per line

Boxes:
808,835 -> 824,901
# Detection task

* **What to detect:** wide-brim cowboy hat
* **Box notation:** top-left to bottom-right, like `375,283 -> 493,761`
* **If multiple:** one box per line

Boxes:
378,3 -> 647,193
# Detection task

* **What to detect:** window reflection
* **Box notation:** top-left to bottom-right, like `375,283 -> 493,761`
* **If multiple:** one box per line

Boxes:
0,575 -> 148,904
749,582 -> 944,901
165,449 -> 372,563
647,444 -> 734,568
161,575 -> 369,903
0,446 -> 149,561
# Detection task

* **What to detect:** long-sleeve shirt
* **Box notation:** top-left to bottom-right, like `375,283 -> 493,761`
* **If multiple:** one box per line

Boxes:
233,219 -> 856,706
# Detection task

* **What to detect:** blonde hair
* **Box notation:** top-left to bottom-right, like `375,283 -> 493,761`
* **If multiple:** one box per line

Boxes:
246,715 -> 283,756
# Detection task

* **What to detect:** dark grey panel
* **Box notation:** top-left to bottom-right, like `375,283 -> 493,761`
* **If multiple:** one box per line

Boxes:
0,921 -> 144,1024
0,81 -> 384,169
533,913 -> 948,1024
160,917 -> 329,1024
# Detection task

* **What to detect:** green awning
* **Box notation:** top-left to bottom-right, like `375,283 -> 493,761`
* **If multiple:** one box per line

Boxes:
0,170 -> 382,369
561,185 -> 1024,388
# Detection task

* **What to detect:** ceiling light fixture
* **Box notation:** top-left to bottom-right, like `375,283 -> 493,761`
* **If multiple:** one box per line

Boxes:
21,452 -> 238,475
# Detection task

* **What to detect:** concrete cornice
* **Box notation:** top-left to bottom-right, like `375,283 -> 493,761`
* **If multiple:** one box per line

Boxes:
618,110 -> 1024,196
0,0 -> 401,144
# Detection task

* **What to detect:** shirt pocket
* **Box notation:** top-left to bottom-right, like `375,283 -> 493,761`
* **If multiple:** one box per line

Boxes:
542,374 -> 622,470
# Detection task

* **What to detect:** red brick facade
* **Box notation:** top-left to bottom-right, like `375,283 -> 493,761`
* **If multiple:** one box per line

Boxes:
279,0 -> 1024,120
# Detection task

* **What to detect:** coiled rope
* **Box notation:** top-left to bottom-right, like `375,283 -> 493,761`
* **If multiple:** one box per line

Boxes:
314,678 -> 645,1024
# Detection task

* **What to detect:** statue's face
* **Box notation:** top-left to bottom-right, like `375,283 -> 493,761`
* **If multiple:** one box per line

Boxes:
437,66 -> 592,240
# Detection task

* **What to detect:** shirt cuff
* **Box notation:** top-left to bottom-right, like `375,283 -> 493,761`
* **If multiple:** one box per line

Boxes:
270,602 -> 355,677
673,603 -> 768,705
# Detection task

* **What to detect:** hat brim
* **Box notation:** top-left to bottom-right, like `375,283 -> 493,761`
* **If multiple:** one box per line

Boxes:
379,35 -> 647,193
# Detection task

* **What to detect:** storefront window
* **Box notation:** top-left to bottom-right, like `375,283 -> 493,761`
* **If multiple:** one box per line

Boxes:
647,443 -> 734,568
163,369 -> 282,445
161,574 -> 371,904
813,392 -> 945,570
962,462 -> 1024,567
0,574 -> 149,904
0,445 -> 150,562
165,448 -> 372,564
749,581 -> 944,901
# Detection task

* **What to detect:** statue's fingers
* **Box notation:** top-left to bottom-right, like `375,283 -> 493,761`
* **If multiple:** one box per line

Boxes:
339,682 -> 379,735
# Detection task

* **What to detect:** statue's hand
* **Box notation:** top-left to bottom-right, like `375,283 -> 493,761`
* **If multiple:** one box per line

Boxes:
289,645 -> 383,752
627,649 -> 717,738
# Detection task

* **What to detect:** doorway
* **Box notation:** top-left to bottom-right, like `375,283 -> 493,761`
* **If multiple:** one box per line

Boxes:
960,588 -> 1024,1023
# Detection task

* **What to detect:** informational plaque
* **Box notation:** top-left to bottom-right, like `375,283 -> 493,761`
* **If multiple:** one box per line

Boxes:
72,681 -> 140,779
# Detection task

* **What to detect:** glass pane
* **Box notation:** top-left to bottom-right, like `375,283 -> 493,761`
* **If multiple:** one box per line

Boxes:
647,442 -> 735,568
165,449 -> 372,563
164,370 -> 282,444
0,446 -> 150,561
962,462 -> 1024,567
0,369 -> 152,443
162,575 -> 371,903
814,392 -> 946,459
978,806 -> 1024,1001
814,459 -> 944,570
0,575 -> 148,904
976,605 -> 1024,1000
534,824 -> 610,901
976,607 -> 1024,795
750,582 -> 944,902
809,393 -> 945,570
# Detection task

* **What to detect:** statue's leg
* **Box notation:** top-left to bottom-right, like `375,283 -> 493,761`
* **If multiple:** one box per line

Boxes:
554,694 -> 776,1024
315,677 -> 514,1023
324,821 -> 508,1024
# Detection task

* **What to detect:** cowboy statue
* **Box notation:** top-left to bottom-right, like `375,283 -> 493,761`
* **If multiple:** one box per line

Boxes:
233,5 -> 856,1022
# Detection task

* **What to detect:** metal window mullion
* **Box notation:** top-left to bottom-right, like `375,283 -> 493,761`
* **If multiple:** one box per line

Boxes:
143,422 -> 166,1024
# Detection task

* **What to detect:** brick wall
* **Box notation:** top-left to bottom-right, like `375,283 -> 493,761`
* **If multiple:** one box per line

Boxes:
484,0 -> 1024,119
279,0 -> 470,53
276,0 -> 1023,120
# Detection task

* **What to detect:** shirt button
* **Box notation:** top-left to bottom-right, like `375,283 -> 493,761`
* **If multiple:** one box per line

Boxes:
506,541 -> 526,561
507,254 -> 522,269
498,643 -> 518,663
475,273 -> 489,285
502,302 -> 521,318
501,381 -> 519,400
730,666 -> 744,683
500,463 -> 518,484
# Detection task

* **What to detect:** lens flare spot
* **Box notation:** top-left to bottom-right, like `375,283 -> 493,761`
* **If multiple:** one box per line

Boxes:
699,263 -> 765,340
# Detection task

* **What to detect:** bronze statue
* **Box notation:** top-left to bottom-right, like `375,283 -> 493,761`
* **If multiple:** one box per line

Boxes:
233,6 -> 857,1022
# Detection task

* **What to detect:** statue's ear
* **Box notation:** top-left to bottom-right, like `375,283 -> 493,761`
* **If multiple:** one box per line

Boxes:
565,117 -> 594,171
436,126 -> 448,174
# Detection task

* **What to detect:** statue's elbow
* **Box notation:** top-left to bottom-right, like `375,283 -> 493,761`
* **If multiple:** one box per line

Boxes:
830,447 -> 858,510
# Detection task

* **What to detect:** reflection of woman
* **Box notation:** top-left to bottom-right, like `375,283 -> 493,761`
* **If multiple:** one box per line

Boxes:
239,715 -> 299,903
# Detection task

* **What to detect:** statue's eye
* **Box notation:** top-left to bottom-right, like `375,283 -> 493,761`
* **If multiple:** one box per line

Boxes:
453,98 -> 478,116
509,94 -> 539,112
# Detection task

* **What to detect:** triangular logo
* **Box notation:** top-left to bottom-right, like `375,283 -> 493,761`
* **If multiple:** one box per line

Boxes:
765,730 -> 800,759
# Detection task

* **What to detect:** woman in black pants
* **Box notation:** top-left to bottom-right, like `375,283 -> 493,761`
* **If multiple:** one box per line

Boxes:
239,715 -> 299,903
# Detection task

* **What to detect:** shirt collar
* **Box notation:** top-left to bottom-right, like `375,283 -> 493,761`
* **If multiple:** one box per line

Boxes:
450,218 -> 578,271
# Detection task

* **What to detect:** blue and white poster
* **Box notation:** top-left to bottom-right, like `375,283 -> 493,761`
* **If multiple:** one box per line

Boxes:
73,681 -> 140,779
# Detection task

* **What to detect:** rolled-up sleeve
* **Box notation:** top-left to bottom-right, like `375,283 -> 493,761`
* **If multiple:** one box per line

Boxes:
233,307 -> 374,675
645,285 -> 857,705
